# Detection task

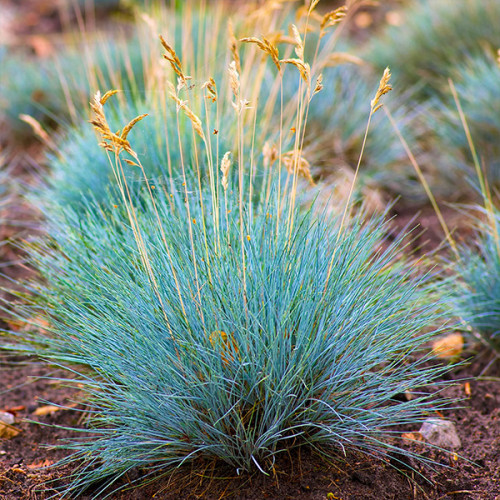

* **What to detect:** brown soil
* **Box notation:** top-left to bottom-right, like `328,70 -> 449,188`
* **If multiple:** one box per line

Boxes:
0,356 -> 499,499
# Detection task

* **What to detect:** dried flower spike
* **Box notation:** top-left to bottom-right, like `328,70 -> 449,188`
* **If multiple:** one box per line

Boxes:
228,19 -> 241,74
202,78 -> 218,103
220,152 -> 231,191
159,34 -> 191,87
371,67 -> 392,113
282,150 -> 315,185
240,36 -> 281,71
90,90 -> 147,156
291,24 -> 304,61
280,58 -> 310,84
320,6 -> 348,37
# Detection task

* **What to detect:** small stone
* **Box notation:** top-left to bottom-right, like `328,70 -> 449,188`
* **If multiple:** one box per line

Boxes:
0,411 -> 15,425
419,418 -> 461,450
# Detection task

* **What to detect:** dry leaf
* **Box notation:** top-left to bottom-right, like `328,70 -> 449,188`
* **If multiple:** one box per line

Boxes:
33,405 -> 61,416
0,421 -> 21,439
402,432 -> 424,443
27,459 -> 54,469
432,333 -> 464,359
464,382 -> 472,396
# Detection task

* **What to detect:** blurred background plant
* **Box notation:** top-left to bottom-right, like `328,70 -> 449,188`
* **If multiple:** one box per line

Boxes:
367,0 -> 500,100
453,207 -> 500,356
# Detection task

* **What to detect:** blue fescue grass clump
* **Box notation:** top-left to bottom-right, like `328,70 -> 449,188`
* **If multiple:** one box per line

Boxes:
367,0 -> 500,99
16,174 -> 454,496
454,210 -> 500,352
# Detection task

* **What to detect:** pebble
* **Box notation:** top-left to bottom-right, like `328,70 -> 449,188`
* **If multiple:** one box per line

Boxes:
0,411 -> 15,425
419,418 -> 461,450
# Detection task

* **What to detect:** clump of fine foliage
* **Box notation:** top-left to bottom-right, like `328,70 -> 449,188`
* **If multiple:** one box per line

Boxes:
19,177 -> 451,496
368,0 -> 500,99
454,210 -> 500,351
6,2 -> 456,496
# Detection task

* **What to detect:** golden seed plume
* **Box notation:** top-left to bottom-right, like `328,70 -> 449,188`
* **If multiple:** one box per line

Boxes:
90,90 -> 146,156
308,0 -> 321,13
220,151 -> 231,191
169,90 -> 205,140
291,24 -> 304,61
228,19 -> 241,74
228,61 -> 240,98
320,6 -> 348,36
159,34 -> 191,87
280,58 -> 310,83
371,67 -> 392,113
202,77 -> 218,102
313,73 -> 323,96
240,36 -> 281,71
282,150 -> 315,185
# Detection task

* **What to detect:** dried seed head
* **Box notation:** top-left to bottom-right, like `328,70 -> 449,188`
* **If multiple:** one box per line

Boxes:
228,19 -> 241,74
280,58 -> 310,84
121,113 -> 148,140
159,34 -> 191,86
263,142 -> 278,168
371,67 -> 392,112
282,150 -> 315,185
320,6 -> 348,36
291,24 -> 304,61
308,0 -> 321,13
240,36 -> 281,71
228,60 -> 240,98
90,90 -> 143,157
202,77 -> 218,102
221,151 -> 231,191
312,73 -> 323,96
169,91 -> 205,140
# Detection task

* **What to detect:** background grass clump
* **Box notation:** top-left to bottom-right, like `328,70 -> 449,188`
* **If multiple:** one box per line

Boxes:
454,210 -> 500,352
367,0 -> 500,99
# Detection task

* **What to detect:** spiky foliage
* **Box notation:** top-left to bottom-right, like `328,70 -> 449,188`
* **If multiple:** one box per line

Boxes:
368,0 -> 500,99
454,210 -> 500,352
15,175 -> 452,496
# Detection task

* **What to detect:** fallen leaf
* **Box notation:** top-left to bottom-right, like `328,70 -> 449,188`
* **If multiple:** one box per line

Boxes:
0,421 -> 21,439
27,459 -> 54,469
33,405 -> 61,416
432,333 -> 464,359
402,431 -> 424,443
